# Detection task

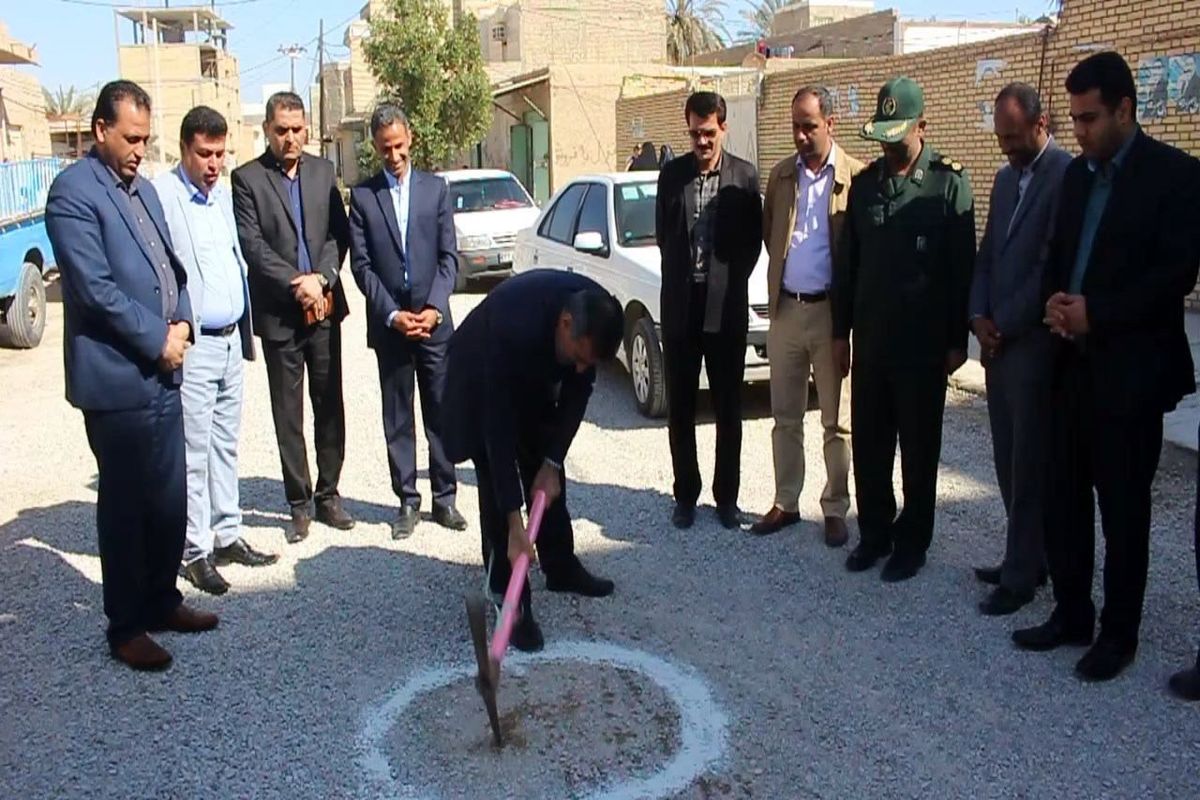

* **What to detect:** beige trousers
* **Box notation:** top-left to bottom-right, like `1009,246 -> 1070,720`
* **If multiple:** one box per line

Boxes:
767,296 -> 851,517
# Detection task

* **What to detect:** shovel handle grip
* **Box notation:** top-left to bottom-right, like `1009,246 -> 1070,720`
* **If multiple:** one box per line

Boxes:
489,490 -> 548,664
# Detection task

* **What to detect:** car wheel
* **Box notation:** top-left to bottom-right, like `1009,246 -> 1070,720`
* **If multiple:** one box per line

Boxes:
0,262 -> 47,349
629,317 -> 667,418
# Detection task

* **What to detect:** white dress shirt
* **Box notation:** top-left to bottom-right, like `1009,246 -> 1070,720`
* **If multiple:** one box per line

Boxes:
782,143 -> 837,295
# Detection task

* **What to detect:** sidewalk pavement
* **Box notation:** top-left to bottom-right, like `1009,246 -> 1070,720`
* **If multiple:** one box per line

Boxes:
948,312 -> 1200,453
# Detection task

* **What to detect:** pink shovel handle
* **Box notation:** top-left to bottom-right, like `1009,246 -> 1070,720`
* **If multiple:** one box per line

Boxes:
489,490 -> 548,664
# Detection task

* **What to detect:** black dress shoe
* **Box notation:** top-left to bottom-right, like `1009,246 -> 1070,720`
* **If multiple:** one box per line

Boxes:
213,538 -> 279,568
316,496 -> 355,530
979,586 -> 1034,616
1168,664 -> 1200,701
716,505 -> 743,530
671,503 -> 695,530
510,609 -> 544,653
845,541 -> 891,572
286,507 -> 311,544
179,558 -> 229,596
546,562 -> 614,598
881,551 -> 926,583
975,565 -> 1048,587
1012,613 -> 1093,651
749,507 -> 800,535
432,502 -> 468,531
1075,638 -> 1136,682
392,505 -> 420,540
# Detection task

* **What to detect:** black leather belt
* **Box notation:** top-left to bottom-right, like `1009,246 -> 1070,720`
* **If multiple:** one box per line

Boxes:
782,289 -> 828,303
200,323 -> 237,337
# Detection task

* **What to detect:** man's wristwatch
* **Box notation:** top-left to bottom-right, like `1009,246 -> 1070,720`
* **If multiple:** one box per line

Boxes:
433,309 -> 444,327
316,274 -> 329,288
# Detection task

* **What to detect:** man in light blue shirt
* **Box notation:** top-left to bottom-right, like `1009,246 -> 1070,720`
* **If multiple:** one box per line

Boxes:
156,106 -> 277,595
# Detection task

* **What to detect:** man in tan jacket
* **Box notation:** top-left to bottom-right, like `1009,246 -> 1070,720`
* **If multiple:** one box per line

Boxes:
751,86 -> 864,544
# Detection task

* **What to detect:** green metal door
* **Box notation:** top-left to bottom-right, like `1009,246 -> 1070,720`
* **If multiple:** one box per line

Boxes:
526,111 -> 550,204
509,123 -> 531,192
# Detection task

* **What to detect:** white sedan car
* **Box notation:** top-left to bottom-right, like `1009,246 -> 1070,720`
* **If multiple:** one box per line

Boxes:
513,172 -> 771,418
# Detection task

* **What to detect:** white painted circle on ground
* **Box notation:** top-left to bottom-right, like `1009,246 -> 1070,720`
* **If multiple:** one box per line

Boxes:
357,640 -> 728,800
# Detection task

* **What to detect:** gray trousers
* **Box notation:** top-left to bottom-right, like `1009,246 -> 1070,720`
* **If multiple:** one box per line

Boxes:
984,331 -> 1052,594
181,331 -> 245,564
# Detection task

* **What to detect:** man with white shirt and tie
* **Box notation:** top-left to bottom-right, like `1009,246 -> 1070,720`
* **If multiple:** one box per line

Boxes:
155,106 -> 278,595
752,86 -> 865,543
349,104 -> 467,540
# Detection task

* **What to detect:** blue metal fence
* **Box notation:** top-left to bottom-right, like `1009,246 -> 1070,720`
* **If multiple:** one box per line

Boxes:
0,158 -> 68,224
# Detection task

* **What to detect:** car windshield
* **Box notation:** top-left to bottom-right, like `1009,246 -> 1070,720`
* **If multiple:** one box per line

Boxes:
614,180 -> 657,247
447,177 -> 532,213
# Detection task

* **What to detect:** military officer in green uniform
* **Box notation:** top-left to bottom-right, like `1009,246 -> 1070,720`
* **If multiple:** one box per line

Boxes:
831,76 -> 975,582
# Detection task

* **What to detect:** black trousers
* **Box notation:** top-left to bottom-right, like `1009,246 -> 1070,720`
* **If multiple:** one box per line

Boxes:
1047,354 -> 1163,648
262,322 -> 346,508
83,383 -> 186,646
472,434 -> 578,616
375,337 -> 456,509
663,284 -> 747,508
851,359 -> 947,556
1193,422 -> 1200,668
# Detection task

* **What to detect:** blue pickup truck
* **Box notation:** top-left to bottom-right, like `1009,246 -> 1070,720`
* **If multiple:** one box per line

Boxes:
0,158 -> 65,349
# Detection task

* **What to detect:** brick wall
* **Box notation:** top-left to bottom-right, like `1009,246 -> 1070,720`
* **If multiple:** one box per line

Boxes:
690,9 -> 899,67
615,87 -> 691,170
517,0 -> 665,68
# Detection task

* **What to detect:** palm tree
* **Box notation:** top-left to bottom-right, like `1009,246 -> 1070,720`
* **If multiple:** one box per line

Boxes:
666,0 -> 729,65
42,85 -> 93,119
741,0 -> 788,41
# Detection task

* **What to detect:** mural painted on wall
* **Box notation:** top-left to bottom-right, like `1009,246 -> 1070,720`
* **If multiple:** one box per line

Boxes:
977,100 -> 995,131
975,58 -> 1007,86
1138,57 -> 1170,119
826,86 -> 861,116
1169,55 -> 1200,114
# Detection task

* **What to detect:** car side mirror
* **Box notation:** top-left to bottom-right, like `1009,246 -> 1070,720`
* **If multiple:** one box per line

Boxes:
573,231 -> 606,254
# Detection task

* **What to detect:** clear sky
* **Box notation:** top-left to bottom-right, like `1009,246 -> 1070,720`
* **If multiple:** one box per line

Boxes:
6,0 -> 1057,103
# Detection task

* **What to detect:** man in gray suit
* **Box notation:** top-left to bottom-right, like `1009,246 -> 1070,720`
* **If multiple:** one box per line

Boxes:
969,83 -> 1072,616
156,107 -> 278,595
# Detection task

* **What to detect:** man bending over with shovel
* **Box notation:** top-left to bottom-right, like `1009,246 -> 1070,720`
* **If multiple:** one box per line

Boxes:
443,269 -> 624,651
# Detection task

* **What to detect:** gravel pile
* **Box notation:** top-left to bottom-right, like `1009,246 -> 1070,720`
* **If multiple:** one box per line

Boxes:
1,293 -> 1198,799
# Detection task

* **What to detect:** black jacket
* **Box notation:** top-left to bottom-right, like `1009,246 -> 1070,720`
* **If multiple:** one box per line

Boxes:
232,151 -> 350,342
655,151 -> 762,338
1044,129 -> 1200,415
442,269 -> 600,514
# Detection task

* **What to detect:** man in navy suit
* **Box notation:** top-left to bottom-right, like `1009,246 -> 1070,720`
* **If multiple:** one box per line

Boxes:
46,80 -> 218,672
349,104 -> 466,539
443,270 -> 622,651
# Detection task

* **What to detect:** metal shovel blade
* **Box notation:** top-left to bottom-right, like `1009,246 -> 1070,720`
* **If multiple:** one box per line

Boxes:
465,593 -> 503,747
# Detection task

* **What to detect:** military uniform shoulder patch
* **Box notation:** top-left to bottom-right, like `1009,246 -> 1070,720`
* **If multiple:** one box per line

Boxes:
936,155 -> 964,173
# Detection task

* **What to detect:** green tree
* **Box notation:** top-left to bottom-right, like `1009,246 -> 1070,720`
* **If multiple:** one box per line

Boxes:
364,0 -> 492,171
665,0 -> 729,65
42,84 -> 92,118
740,0 -> 787,40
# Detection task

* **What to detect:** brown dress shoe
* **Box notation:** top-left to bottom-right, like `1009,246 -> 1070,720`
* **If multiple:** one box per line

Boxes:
824,517 -> 849,547
749,507 -> 801,535
111,634 -> 173,672
149,604 -> 219,634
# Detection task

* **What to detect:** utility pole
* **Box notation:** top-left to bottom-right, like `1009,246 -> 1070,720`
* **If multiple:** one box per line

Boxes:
318,19 -> 325,159
278,43 -> 307,92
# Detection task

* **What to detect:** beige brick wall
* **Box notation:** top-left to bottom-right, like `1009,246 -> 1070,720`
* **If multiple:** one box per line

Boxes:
118,45 -> 243,164
516,0 -> 665,68
0,67 -> 52,160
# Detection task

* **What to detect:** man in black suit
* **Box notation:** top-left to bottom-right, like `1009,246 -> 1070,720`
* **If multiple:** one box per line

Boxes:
443,270 -> 622,651
232,92 -> 353,543
1013,52 -> 1200,682
349,104 -> 466,539
656,91 -> 763,530
46,81 -> 217,671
